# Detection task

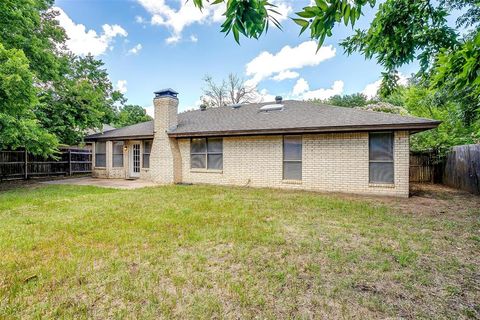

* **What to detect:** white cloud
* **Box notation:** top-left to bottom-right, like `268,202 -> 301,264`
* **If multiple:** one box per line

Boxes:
292,78 -> 344,100
116,80 -> 128,94
145,106 -> 154,117
128,43 -> 143,55
190,34 -> 198,43
271,70 -> 299,81
361,80 -> 382,99
250,88 -> 277,103
137,0 -> 291,44
54,7 -> 127,56
293,78 -> 309,95
245,41 -> 336,86
166,34 -> 181,44
135,15 -> 146,23
361,73 -> 409,98
129,44 -> 143,55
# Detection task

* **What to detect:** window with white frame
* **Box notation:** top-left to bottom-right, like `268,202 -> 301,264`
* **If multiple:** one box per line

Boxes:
369,132 -> 394,184
190,138 -> 223,170
95,141 -> 106,167
283,135 -> 302,180
143,140 -> 152,168
112,141 -> 124,167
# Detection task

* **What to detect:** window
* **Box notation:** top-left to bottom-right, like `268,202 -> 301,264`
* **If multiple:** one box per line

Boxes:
143,140 -> 152,168
95,141 -> 106,167
369,132 -> 394,184
283,136 -> 302,180
190,138 -> 223,170
112,141 -> 124,167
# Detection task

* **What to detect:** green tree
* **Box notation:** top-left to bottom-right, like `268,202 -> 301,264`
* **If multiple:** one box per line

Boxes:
0,0 -> 66,82
430,31 -> 480,127
0,43 -> 57,156
322,93 -> 369,107
0,1 -> 124,153
36,55 -> 123,145
114,105 -> 152,128
401,85 -> 477,152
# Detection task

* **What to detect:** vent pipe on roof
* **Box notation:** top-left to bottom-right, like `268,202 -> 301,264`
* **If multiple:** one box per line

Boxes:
275,96 -> 283,104
230,103 -> 242,109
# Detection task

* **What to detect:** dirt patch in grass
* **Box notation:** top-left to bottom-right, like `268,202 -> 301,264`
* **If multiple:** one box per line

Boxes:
0,176 -> 91,192
329,183 -> 480,218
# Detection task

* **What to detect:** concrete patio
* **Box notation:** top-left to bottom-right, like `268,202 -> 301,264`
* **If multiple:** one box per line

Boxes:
41,177 -> 158,189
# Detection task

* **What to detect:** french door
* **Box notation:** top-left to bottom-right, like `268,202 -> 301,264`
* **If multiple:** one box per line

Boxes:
129,143 -> 141,178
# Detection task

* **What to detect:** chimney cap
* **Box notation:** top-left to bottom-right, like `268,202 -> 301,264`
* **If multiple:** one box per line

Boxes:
154,88 -> 179,99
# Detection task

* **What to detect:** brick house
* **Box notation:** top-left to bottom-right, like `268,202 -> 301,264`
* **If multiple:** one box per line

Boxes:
85,88 -> 440,197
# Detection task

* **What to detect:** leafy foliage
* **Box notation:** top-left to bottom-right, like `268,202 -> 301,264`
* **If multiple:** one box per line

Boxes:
220,0 -> 281,43
114,105 -> 152,128
341,0 -> 457,72
0,0 -> 66,82
294,0 -> 375,50
399,85 -> 477,152
0,1 -> 124,154
430,31 -> 480,126
0,43 -> 58,156
36,55 -> 122,146
356,102 -> 409,115
314,93 -> 370,107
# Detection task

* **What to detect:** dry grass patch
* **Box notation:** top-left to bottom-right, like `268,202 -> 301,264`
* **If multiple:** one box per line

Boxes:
0,184 -> 478,319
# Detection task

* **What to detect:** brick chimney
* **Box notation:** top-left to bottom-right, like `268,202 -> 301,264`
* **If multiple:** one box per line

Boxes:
150,88 -> 182,184
153,88 -> 178,132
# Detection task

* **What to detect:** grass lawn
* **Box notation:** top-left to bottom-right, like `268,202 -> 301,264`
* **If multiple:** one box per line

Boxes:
0,184 -> 479,319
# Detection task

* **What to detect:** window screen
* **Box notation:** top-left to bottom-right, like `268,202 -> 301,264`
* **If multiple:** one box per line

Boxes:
369,132 -> 394,183
143,140 -> 152,168
95,141 -> 106,167
190,138 -> 223,170
112,141 -> 124,167
283,136 -> 302,180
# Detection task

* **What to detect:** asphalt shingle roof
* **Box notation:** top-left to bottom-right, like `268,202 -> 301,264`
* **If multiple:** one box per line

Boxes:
85,120 -> 153,140
171,100 -> 439,136
85,100 -> 440,140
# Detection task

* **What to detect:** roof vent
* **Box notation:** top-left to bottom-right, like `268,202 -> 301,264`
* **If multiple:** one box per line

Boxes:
260,104 -> 284,112
230,103 -> 242,109
275,96 -> 282,104
199,104 -> 207,111
154,88 -> 179,99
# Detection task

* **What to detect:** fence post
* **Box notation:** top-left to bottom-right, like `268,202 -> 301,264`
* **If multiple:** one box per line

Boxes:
68,149 -> 72,176
430,151 -> 434,184
24,149 -> 28,180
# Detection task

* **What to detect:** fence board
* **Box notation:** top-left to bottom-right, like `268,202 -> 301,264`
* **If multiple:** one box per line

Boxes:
409,151 -> 446,183
0,147 -> 91,181
443,144 -> 480,195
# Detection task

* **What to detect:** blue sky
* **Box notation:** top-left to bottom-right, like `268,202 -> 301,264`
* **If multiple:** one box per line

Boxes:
54,0 -> 419,113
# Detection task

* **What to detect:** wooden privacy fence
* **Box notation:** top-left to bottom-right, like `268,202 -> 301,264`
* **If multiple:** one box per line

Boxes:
410,151 -> 434,183
0,148 -> 92,181
409,150 -> 444,183
443,144 -> 480,195
409,145 -> 480,195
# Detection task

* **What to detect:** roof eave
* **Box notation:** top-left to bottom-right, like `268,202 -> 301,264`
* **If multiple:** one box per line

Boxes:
167,122 -> 441,138
84,134 -> 154,142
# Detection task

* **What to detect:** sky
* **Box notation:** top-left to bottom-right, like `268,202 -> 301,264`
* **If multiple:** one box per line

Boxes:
53,0 -> 420,114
